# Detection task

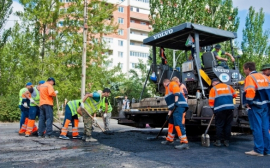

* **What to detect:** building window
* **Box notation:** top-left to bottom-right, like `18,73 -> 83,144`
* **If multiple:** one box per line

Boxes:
108,62 -> 113,67
118,6 -> 124,13
140,44 -> 146,47
103,37 -> 113,44
130,6 -> 133,11
118,51 -> 123,58
130,51 -> 148,58
136,8 -> 139,12
134,0 -> 149,3
140,22 -> 146,25
130,20 -> 135,23
131,63 -> 137,68
118,18 -> 124,24
119,63 -> 123,68
118,40 -> 123,46
118,29 -> 124,35
130,42 -> 135,45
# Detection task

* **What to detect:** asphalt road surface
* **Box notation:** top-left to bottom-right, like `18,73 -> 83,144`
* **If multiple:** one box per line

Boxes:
0,119 -> 269,168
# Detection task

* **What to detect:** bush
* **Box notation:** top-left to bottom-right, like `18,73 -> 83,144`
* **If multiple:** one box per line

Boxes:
0,95 -> 21,122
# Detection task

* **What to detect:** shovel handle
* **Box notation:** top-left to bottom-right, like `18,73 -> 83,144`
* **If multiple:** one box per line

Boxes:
204,114 -> 215,136
155,107 -> 176,139
81,107 -> 106,132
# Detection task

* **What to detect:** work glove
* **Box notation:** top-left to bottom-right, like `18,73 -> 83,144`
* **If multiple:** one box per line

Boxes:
103,113 -> 107,118
166,115 -> 170,121
23,102 -> 29,108
55,90 -> 59,94
93,117 -> 97,124
30,98 -> 35,103
80,102 -> 84,108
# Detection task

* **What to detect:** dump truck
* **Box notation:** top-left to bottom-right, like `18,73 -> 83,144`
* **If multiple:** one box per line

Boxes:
116,23 -> 248,130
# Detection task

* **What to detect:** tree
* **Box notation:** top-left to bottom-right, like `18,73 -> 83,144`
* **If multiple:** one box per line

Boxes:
149,0 -> 240,67
240,7 -> 270,72
0,0 -> 12,33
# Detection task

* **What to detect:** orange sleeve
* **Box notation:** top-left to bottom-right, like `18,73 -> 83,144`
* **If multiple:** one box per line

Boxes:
48,85 -> 56,97
208,88 -> 215,108
230,86 -> 238,98
244,76 -> 256,101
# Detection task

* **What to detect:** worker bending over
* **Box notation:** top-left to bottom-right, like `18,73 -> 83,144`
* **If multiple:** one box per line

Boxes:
161,78 -> 189,150
209,78 -> 237,147
59,99 -> 82,140
77,90 -> 106,142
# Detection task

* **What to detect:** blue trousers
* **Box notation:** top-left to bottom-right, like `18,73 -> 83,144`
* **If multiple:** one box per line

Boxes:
173,107 -> 186,136
218,61 -> 229,69
63,105 -> 78,127
29,106 -> 40,120
19,105 -> 26,128
248,106 -> 270,154
38,105 -> 53,136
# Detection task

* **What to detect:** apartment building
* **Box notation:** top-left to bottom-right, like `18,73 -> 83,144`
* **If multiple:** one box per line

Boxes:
102,0 -> 151,73
58,0 -> 151,74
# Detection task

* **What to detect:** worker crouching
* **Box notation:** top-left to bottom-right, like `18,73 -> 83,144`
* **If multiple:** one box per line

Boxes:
162,78 -> 189,150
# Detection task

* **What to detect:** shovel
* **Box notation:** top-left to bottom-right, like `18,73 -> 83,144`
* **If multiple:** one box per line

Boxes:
201,114 -> 215,147
146,107 -> 176,141
81,107 -> 114,135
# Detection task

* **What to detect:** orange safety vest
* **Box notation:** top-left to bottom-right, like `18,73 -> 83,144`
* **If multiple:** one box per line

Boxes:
209,83 -> 237,113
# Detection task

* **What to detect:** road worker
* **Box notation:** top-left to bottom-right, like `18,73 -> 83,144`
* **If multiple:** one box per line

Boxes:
212,44 -> 235,69
260,64 -> 270,133
100,88 -> 112,131
59,99 -> 83,140
77,90 -> 107,142
209,78 -> 237,147
24,80 -> 45,137
18,82 -> 33,129
38,77 -> 58,138
161,77 -> 189,150
243,62 -> 270,156
18,83 -> 33,135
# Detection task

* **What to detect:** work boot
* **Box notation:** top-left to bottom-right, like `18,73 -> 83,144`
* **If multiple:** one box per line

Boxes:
214,140 -> 221,147
59,135 -> 70,140
174,143 -> 189,150
82,136 -> 86,140
161,141 -> 174,145
224,140 -> 230,147
85,136 -> 97,142
38,135 -> 43,138
245,150 -> 263,156
25,134 -> 30,137
73,135 -> 82,139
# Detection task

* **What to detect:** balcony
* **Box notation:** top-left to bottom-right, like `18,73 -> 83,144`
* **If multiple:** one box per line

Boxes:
130,0 -> 150,9
130,45 -> 150,53
130,33 -> 148,42
130,11 -> 149,21
130,22 -> 151,32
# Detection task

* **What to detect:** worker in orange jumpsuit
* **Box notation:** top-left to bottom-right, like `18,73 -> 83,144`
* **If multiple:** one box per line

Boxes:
18,84 -> 32,135
161,77 -> 189,150
243,62 -> 270,156
38,77 -> 58,138
260,63 -> 270,134
209,78 -> 237,147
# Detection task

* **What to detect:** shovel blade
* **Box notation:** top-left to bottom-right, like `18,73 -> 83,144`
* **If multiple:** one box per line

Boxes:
201,134 -> 210,147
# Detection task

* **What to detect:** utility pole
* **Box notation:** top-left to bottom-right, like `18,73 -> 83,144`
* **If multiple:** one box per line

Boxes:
81,0 -> 88,99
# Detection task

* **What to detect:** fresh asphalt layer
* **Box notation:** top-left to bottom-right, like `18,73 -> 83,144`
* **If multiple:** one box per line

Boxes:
0,119 -> 269,168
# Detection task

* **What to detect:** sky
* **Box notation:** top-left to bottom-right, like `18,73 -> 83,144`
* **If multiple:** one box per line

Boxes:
4,0 -> 270,48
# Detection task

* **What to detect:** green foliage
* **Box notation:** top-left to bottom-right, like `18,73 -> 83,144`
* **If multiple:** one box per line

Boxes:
149,0 -> 240,67
0,95 -> 20,122
0,0 -> 12,32
240,7 -> 270,74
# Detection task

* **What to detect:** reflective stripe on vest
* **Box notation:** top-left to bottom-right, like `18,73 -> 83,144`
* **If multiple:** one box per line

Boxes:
101,97 -> 112,112
67,100 -> 81,116
30,87 -> 40,106
212,85 -> 234,111
165,82 -> 188,110
19,88 -> 28,105
84,96 -> 102,114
